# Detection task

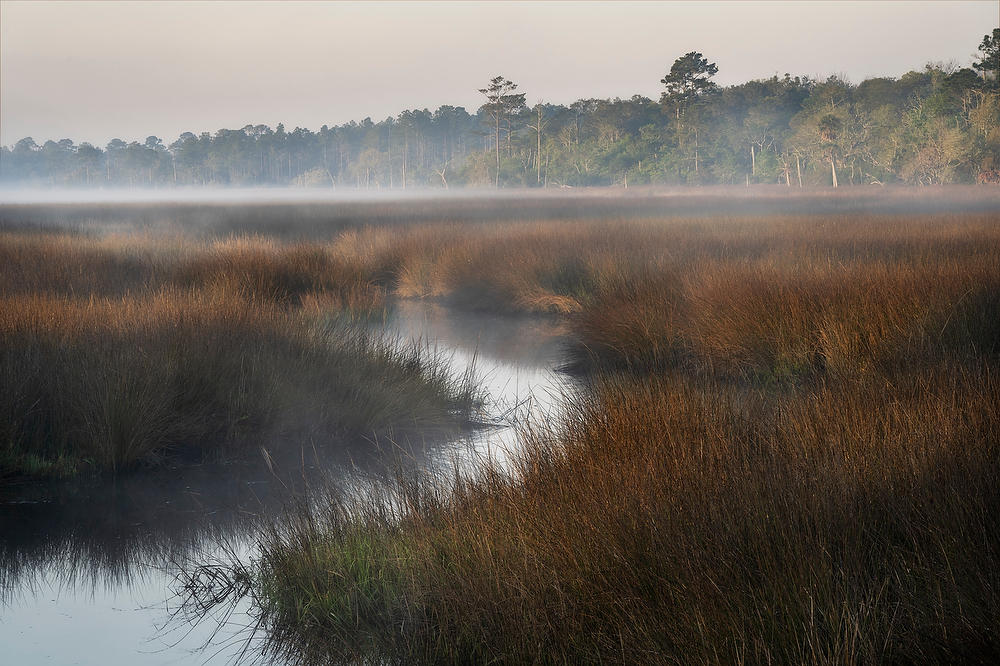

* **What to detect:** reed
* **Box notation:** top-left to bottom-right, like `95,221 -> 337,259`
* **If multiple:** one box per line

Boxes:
5,195 -> 1000,662
177,203 -> 1000,664
0,232 -> 473,478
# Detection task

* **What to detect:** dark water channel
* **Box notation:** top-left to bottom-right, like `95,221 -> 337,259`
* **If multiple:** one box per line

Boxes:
0,302 -> 570,665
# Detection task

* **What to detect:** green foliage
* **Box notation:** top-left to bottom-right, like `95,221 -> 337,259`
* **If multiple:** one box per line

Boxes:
660,51 -> 719,112
974,28 -> 1000,88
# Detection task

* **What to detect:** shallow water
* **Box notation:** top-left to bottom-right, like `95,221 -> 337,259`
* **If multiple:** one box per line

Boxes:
0,301 -> 569,665
387,300 -> 571,472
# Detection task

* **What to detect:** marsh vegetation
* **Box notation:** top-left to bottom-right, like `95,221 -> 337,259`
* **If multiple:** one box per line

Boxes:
2,189 -> 999,664
0,222 -> 483,478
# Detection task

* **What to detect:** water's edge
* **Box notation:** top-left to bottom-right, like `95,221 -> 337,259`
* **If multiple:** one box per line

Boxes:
0,301 -> 570,665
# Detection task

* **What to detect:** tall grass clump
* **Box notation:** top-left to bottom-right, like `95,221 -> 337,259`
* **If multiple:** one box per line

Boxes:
0,289 -> 476,478
212,363 -> 1000,664
0,228 -> 478,479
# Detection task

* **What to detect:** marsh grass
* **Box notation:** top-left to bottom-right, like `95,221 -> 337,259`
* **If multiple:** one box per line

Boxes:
176,200 -> 1000,664
6,194 -> 1000,662
0,225 -> 485,478
0,289 -> 479,478
201,360 -> 1000,664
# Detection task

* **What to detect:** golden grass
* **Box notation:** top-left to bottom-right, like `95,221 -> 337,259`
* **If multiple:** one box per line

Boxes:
5,195 -> 1000,661
0,228 -> 477,478
0,287 -> 479,477
243,363 -> 999,663
177,206 -> 1000,665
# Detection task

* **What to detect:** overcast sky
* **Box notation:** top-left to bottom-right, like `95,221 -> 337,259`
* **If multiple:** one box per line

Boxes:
1,1 -> 996,147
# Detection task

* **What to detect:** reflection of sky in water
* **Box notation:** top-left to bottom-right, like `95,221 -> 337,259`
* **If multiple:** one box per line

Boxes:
3,576 -> 263,666
385,300 -> 571,475
1,464 -> 296,665
0,300 -> 570,664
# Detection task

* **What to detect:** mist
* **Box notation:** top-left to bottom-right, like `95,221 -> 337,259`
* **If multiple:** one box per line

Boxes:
0,185 -> 495,205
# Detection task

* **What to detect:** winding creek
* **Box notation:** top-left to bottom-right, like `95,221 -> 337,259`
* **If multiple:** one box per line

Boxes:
0,301 -> 571,665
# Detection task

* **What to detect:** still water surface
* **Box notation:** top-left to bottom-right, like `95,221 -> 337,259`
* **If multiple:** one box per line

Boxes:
0,302 -> 570,665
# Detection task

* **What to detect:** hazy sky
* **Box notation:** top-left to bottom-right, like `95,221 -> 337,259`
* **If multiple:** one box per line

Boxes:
1,1 -> 996,146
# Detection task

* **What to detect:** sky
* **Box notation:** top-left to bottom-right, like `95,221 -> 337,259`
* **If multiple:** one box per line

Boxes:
1,1 -> 996,147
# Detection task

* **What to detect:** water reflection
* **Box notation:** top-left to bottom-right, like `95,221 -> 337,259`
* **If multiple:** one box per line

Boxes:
3,455 -> 324,603
0,301 -> 570,664
0,441 -> 365,665
386,300 -> 571,472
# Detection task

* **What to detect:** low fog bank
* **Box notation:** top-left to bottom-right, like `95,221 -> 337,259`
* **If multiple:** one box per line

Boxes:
3,184 -> 1000,206
0,185 -> 505,205
1,186 -> 998,240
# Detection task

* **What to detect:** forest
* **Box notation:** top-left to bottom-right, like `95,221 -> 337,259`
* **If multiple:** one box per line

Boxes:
2,29 -> 998,189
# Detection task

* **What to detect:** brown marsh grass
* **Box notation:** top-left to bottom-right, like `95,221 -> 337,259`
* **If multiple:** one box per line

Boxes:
5,193 -> 1000,662
173,201 -> 1000,665
0,288 -> 476,477
0,228 -> 480,478
244,363 -> 998,664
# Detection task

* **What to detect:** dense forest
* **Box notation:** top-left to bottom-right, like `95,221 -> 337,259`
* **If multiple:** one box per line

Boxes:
2,29 -> 997,189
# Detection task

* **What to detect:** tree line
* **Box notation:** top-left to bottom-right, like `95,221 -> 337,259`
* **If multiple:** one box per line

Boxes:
2,29 -> 997,189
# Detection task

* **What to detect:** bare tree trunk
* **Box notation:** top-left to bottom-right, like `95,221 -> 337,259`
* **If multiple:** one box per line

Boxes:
537,107 -> 542,185
694,128 -> 700,174
495,113 -> 501,188
830,151 -> 839,188
434,164 -> 449,188
750,144 -> 756,177
796,154 -> 803,187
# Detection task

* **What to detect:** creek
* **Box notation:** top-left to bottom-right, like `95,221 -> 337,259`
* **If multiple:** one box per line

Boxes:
0,301 -> 570,665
